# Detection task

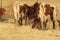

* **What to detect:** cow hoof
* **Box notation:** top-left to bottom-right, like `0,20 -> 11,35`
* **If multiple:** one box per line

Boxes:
32,26 -> 35,29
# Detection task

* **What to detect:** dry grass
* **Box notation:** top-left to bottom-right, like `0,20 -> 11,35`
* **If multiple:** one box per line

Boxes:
0,0 -> 60,40
0,18 -> 60,40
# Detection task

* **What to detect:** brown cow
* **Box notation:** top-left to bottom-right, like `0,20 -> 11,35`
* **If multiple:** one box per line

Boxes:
38,3 -> 57,30
0,8 -> 5,18
42,4 -> 57,29
27,2 -> 42,29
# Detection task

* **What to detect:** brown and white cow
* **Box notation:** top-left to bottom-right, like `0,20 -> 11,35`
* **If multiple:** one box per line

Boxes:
13,1 -> 23,24
13,1 -> 29,25
38,3 -> 57,29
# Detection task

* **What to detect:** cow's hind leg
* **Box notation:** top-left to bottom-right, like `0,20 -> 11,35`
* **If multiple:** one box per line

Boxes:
53,20 -> 55,29
18,15 -> 23,25
37,18 -> 42,30
20,18 -> 23,25
32,18 -> 38,29
32,21 -> 36,29
50,15 -> 55,29
43,20 -> 48,30
58,20 -> 60,27
59,21 -> 60,29
50,16 -> 55,29
58,20 -> 60,30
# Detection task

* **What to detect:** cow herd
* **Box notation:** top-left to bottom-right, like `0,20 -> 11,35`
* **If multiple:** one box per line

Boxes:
0,1 -> 60,30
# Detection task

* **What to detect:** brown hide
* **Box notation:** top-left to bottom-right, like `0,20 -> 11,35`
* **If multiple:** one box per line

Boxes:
0,8 -> 5,18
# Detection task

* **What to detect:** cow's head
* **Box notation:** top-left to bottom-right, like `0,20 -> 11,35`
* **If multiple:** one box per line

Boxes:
33,2 -> 41,10
45,4 -> 50,10
33,2 -> 41,14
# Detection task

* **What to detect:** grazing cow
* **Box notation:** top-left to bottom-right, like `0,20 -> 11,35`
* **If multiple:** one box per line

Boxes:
38,3 -> 57,29
0,8 -> 5,18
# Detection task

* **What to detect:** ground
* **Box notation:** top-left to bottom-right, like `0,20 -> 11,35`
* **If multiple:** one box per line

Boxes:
0,17 -> 60,40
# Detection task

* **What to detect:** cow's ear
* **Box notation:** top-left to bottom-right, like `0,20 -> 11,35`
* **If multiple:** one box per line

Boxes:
2,8 -> 6,12
51,7 -> 54,10
39,3 -> 41,5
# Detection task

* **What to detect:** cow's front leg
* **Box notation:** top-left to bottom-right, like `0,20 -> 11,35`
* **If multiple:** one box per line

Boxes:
40,19 -> 44,30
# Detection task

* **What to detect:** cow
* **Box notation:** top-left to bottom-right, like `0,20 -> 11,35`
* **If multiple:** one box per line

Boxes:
13,1 -> 30,25
0,8 -> 5,18
13,1 -> 21,24
27,2 -> 42,29
38,3 -> 57,29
